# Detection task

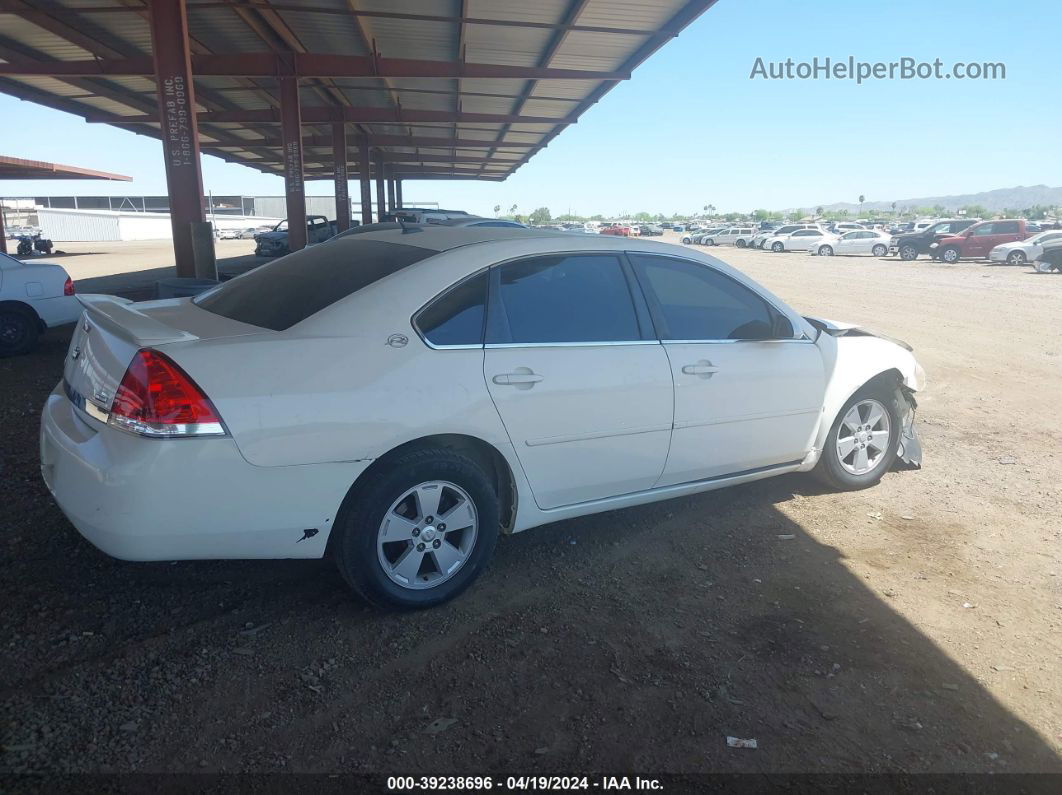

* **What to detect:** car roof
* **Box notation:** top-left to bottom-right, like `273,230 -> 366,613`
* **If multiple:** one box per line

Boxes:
326,224 -> 582,253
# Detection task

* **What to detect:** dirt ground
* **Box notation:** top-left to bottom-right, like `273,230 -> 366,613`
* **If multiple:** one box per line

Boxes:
1,236 -> 1060,777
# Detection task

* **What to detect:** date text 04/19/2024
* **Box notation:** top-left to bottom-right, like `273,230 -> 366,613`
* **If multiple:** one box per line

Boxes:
386,776 -> 664,791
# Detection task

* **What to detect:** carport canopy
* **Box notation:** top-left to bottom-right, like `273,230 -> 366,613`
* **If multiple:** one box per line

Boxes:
0,0 -> 717,275
0,154 -> 132,181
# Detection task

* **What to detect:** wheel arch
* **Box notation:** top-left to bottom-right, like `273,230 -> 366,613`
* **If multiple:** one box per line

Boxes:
0,300 -> 44,331
325,433 -> 518,558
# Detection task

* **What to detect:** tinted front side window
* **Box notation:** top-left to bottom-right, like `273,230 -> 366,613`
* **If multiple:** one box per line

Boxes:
630,254 -> 773,341
416,271 -> 488,346
970,224 -> 995,236
488,254 -> 640,344
196,239 -> 433,331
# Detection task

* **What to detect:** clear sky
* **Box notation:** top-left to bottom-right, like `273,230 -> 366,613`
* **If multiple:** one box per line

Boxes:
2,0 -> 1059,216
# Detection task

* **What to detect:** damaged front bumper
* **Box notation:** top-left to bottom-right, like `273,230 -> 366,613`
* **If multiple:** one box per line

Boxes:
896,388 -> 923,470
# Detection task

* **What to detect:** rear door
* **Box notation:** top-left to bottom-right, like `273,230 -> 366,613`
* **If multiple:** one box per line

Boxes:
628,253 -> 824,485
483,253 -> 673,509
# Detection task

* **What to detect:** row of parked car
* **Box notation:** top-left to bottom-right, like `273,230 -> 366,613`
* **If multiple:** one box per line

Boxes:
681,218 -> 1062,268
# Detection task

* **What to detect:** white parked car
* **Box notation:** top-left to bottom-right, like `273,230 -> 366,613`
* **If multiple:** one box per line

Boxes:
217,227 -> 242,240
1,251 -> 80,356
766,228 -> 828,252
751,224 -> 821,249
681,227 -> 720,245
812,230 -> 893,257
41,228 -> 924,608
988,229 -> 1062,266
702,227 -> 757,247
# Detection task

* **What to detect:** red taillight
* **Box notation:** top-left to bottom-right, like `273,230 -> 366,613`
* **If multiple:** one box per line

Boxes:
108,349 -> 225,437
64,277 -> 75,296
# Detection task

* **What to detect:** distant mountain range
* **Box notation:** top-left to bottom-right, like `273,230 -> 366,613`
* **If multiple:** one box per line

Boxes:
795,185 -> 1062,214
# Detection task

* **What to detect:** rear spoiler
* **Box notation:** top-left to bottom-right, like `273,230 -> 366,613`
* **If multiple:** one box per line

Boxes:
77,294 -> 199,345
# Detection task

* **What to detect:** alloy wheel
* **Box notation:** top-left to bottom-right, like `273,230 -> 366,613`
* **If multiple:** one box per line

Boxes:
376,480 -> 479,590
836,399 -> 891,476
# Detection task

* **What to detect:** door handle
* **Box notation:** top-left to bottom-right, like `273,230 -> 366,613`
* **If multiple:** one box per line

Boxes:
493,371 -> 544,386
682,361 -> 719,377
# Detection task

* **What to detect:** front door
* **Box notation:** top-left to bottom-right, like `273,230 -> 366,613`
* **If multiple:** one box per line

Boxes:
628,253 -> 825,486
483,253 -> 674,510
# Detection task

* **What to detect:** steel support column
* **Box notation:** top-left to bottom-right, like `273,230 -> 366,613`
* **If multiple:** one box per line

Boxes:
148,0 -> 208,278
374,150 -> 386,222
0,203 -> 7,255
395,179 -> 403,210
331,123 -> 350,232
358,137 -> 372,225
279,75 -> 306,252
385,167 -> 395,213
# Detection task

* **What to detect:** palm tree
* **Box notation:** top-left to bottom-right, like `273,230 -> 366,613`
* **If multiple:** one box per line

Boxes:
493,204 -> 500,218
858,195 -> 866,216
891,201 -> 897,215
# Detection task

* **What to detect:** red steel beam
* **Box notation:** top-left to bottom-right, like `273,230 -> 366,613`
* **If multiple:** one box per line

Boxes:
0,53 -> 628,81
357,136 -> 372,225
149,0 -> 206,279
374,150 -> 385,223
332,123 -> 350,232
215,133 -> 538,150
279,76 -> 306,252
90,107 -> 570,125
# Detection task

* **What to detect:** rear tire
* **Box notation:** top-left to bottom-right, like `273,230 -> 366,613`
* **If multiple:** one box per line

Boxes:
872,244 -> 888,257
819,245 -> 834,256
334,447 -> 499,609
0,306 -> 40,357
737,239 -> 747,248
899,245 -> 919,261
814,383 -> 902,491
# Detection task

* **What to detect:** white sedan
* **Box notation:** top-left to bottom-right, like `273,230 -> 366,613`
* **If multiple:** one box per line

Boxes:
988,229 -> 1062,266
1,251 -> 81,356
41,228 -> 925,608
765,228 -> 828,252
812,230 -> 893,257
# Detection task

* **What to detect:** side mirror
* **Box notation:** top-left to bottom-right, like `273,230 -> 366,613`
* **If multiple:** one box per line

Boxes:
772,314 -> 795,340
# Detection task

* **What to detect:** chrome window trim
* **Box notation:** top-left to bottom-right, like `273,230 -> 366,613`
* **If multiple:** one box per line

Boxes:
661,338 -> 814,345
485,340 -> 659,349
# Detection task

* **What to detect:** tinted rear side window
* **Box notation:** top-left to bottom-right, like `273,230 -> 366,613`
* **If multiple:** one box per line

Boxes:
195,239 -> 433,331
415,271 -> 488,346
488,254 -> 640,344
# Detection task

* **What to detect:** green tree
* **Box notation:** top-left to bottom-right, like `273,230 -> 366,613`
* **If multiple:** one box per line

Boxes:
529,206 -> 552,226
493,204 -> 501,217
962,204 -> 990,219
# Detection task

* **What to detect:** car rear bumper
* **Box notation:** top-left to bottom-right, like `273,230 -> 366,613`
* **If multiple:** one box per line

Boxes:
39,383 -> 369,561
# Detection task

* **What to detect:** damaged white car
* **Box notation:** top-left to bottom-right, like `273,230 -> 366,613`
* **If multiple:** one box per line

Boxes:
41,227 -> 924,608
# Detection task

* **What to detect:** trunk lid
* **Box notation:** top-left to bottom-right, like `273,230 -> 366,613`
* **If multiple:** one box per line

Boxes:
62,294 -> 263,419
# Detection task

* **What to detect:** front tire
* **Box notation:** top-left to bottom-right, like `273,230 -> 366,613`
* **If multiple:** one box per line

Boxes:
815,384 -> 902,491
334,448 -> 499,609
941,246 -> 961,264
899,245 -> 919,261
0,306 -> 40,357
771,242 -> 784,252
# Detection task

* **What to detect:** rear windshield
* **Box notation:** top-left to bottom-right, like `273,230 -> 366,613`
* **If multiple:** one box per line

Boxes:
195,239 -> 433,330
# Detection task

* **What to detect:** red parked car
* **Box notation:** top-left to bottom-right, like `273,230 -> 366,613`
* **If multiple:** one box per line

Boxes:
932,219 -> 1032,263
599,224 -> 632,237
